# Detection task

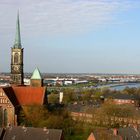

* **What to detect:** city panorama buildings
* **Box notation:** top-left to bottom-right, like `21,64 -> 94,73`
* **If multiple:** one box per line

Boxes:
0,13 -> 47,126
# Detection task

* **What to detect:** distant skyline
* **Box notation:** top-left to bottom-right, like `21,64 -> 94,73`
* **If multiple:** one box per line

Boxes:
0,0 -> 140,74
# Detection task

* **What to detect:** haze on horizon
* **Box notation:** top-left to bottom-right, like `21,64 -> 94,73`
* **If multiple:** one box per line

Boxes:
0,0 -> 140,74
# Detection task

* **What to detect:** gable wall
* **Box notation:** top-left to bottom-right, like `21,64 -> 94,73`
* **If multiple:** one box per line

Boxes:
0,88 -> 16,126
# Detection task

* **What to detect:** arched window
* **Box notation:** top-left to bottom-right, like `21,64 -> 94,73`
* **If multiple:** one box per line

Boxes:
4,109 -> 8,126
14,53 -> 19,63
0,107 -> 2,127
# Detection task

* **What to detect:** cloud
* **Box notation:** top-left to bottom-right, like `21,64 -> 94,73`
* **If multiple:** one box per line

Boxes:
0,0 -> 140,72
0,0 -> 139,36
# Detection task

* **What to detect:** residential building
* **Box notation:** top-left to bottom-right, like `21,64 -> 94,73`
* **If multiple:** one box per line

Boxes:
87,125 -> 140,140
0,126 -> 63,140
103,93 -> 137,105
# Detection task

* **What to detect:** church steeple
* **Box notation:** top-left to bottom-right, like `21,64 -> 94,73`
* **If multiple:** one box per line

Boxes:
14,12 -> 21,48
11,12 -> 24,85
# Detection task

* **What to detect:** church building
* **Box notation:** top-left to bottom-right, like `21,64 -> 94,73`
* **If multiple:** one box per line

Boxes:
0,13 -> 47,127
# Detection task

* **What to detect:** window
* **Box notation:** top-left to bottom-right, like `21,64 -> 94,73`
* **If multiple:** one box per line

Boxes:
14,53 -> 19,64
4,109 -> 8,126
0,107 -> 2,126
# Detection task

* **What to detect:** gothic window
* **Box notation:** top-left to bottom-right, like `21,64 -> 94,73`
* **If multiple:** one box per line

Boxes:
4,109 -> 8,126
15,76 -> 18,82
14,53 -> 19,64
0,107 -> 2,127
13,76 -> 16,81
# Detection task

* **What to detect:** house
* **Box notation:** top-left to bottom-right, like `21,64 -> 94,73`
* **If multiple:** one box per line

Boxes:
87,128 -> 122,140
0,126 -> 63,140
87,125 -> 140,140
87,132 -> 95,140
103,92 -> 137,105
118,125 -> 140,140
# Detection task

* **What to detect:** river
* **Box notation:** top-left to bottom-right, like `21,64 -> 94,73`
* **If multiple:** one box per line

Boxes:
110,83 -> 140,90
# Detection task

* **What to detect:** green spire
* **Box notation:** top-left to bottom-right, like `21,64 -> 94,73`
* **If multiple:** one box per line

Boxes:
31,68 -> 42,80
14,12 -> 21,48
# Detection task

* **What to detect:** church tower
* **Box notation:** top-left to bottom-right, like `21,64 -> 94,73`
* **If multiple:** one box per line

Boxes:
11,13 -> 24,85
30,68 -> 43,87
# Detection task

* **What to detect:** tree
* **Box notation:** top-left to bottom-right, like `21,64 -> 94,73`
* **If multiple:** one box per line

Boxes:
18,105 -> 74,136
48,93 -> 59,104
19,105 -> 49,127
62,88 -> 77,103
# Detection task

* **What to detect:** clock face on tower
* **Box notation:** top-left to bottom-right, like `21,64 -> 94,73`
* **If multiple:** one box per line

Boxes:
12,65 -> 20,73
14,66 -> 19,71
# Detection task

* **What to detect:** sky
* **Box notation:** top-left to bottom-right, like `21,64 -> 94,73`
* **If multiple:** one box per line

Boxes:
0,0 -> 140,74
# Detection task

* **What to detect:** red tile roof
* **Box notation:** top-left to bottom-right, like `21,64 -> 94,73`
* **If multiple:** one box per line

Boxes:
12,86 -> 46,106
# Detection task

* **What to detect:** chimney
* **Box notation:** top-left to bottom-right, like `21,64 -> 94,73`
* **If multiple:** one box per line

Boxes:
43,127 -> 47,131
43,127 -> 49,134
113,128 -> 118,136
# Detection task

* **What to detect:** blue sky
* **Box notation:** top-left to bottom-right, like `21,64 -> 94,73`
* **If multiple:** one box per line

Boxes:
0,0 -> 140,73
